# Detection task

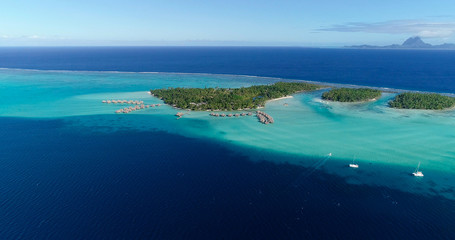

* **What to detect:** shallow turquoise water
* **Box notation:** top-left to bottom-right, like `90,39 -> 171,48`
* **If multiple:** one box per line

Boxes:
1,68 -> 454,200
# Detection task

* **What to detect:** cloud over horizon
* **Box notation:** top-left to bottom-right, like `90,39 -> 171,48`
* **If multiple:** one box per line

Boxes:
318,19 -> 455,38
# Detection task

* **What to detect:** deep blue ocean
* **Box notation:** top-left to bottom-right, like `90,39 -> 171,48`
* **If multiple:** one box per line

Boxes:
1,47 -> 455,93
1,47 -> 455,239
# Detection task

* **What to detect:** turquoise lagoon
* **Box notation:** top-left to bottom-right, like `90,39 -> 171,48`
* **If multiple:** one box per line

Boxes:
1,68 -> 454,199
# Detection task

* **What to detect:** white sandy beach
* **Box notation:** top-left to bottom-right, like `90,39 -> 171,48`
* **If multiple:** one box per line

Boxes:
266,95 -> 293,102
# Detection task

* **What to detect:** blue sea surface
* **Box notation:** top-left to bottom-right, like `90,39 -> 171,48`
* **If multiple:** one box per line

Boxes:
1,47 -> 455,239
1,117 -> 454,239
1,47 -> 455,93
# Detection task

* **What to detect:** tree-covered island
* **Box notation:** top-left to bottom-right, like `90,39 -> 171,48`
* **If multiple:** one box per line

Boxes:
321,88 -> 382,102
150,82 -> 322,111
389,92 -> 455,110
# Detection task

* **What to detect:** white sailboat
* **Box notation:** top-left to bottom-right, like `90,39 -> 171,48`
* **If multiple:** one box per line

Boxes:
349,156 -> 359,168
412,162 -> 424,177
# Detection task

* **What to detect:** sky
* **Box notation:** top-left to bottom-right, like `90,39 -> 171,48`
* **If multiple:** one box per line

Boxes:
1,0 -> 455,46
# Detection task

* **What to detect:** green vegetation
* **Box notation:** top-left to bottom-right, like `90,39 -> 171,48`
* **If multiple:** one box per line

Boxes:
321,88 -> 382,102
150,82 -> 322,111
389,92 -> 455,110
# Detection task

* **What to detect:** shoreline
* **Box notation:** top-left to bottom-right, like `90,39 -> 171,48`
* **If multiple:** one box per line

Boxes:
266,95 -> 293,102
160,94 -> 298,112
322,97 -> 379,104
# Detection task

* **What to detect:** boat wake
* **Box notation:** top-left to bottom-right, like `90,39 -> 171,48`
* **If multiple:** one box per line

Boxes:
290,153 -> 332,188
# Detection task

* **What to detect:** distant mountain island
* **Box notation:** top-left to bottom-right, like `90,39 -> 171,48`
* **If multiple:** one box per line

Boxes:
347,36 -> 455,49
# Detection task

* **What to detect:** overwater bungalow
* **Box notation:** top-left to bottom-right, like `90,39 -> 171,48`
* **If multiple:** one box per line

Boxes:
256,111 -> 274,124
215,113 -> 220,117
107,100 -> 111,104
221,114 -> 226,117
228,114 -> 233,117
241,113 -> 246,116
247,112 -> 252,116
235,114 -> 240,117
102,100 -> 107,103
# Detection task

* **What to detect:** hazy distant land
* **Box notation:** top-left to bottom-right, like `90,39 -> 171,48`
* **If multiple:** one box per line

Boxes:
347,36 -> 455,49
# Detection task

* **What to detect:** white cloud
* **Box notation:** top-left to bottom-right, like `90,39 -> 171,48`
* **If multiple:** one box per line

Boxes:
417,29 -> 453,38
318,19 -> 455,38
27,35 -> 45,39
